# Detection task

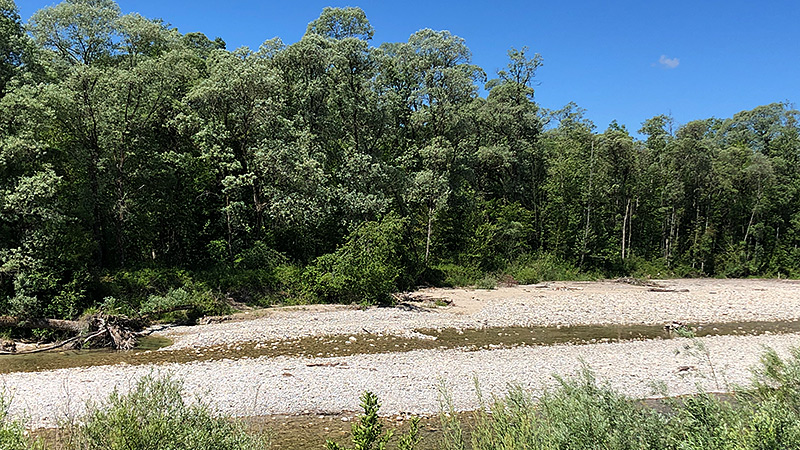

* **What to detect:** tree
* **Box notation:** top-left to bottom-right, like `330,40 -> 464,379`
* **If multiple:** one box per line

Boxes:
306,7 -> 374,41
0,0 -> 27,96
28,0 -> 121,66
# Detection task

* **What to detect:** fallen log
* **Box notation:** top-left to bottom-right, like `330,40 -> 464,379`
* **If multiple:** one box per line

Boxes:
0,304 -> 200,354
0,314 -> 139,353
0,316 -> 84,333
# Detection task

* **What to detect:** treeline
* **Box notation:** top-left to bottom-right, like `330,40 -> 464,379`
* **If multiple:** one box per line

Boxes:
1,0 -> 799,319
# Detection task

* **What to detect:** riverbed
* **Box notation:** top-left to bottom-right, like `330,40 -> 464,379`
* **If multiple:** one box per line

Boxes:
2,278 -> 799,430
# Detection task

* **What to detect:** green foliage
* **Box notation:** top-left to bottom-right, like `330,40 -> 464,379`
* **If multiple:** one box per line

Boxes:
0,0 -> 30,97
304,214 -> 407,305
750,346 -> 800,410
1,1 -> 799,322
465,202 -> 536,272
505,253 -> 588,284
306,7 -> 374,41
430,264 -> 483,288
0,392 -> 39,450
140,286 -> 230,322
101,269 -> 194,303
67,374 -> 265,450
474,275 -> 497,290
326,391 -> 419,450
443,349 -> 800,450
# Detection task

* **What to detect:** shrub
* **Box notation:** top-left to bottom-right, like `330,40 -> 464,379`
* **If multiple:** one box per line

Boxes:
474,275 -> 497,290
325,391 -> 419,450
67,374 -> 265,450
139,286 -> 231,323
304,214 -> 407,305
505,253 -> 587,284
99,268 -> 195,314
431,263 -> 483,288
464,201 -> 536,272
443,349 -> 800,450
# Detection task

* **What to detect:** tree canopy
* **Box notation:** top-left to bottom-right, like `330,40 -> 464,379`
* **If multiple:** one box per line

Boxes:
1,0 -> 799,324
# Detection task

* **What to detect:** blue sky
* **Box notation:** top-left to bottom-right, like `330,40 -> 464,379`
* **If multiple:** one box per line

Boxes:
18,0 -> 800,134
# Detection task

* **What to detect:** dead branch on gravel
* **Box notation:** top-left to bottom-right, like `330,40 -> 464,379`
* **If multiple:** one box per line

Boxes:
615,277 -> 665,288
0,313 -> 142,354
0,304 -> 198,354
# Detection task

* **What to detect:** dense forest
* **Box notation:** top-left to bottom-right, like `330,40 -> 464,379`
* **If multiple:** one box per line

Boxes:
1,0 -> 799,323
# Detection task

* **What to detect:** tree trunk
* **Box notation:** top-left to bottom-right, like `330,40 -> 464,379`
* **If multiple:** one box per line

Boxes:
0,316 -> 83,333
0,314 -> 146,352
621,198 -> 630,260
425,206 -> 434,264
580,140 -> 596,268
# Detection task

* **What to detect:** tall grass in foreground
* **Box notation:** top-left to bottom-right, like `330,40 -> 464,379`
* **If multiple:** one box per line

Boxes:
62,374 -> 266,450
0,393 -> 41,450
441,349 -> 800,450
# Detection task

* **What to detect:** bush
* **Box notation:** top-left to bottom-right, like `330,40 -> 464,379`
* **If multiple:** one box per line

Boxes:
458,369 -> 667,450
139,286 -> 231,323
443,348 -> 800,450
474,275 -> 497,290
304,214 -> 407,305
67,374 -> 265,450
431,263 -> 483,288
325,391 -> 419,450
99,268 -> 195,314
198,268 -> 280,306
505,253 -> 588,284
464,201 -> 536,272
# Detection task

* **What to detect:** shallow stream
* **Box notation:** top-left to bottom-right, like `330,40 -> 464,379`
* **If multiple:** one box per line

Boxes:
3,319 -> 800,374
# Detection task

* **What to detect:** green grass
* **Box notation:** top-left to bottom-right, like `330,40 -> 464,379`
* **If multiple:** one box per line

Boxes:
63,374 -> 267,450
1,392 -> 40,450
441,348 -> 800,450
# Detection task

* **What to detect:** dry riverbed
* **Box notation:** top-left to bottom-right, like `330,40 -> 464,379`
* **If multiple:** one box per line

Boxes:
3,278 -> 800,430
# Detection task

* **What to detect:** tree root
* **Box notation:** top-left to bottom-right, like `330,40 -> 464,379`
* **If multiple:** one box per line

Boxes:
0,304 -> 198,355
0,314 -> 142,354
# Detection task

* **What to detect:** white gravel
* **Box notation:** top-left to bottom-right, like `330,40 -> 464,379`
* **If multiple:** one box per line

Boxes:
3,278 -> 800,429
161,279 -> 800,349
4,332 -> 800,429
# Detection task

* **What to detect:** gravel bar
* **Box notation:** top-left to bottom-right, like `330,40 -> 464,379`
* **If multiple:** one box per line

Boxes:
4,332 -> 800,429
4,279 -> 800,429
161,279 -> 800,349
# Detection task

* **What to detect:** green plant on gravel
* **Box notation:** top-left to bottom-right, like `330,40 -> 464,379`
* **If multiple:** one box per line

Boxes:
0,393 -> 43,450
673,327 -> 723,391
436,348 -> 800,450
472,369 -> 667,450
474,275 -> 497,290
66,374 -> 266,450
326,391 -> 419,450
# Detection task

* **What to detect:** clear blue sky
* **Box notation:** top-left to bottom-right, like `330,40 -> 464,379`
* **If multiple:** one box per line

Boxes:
18,0 -> 800,134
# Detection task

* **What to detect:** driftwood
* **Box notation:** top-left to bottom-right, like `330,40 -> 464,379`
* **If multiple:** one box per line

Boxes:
0,304 -> 197,355
0,314 -> 140,355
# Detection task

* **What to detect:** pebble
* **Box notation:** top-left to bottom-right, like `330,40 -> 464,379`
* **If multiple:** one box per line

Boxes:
4,279 -> 800,430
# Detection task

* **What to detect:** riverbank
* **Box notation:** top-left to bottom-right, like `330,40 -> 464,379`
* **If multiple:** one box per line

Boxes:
3,279 -> 800,429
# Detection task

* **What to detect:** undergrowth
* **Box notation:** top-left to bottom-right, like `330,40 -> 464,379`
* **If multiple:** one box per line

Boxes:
61,374 -> 266,450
